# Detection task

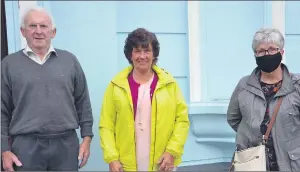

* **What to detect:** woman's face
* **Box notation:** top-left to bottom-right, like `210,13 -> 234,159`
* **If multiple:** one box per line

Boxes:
131,44 -> 154,72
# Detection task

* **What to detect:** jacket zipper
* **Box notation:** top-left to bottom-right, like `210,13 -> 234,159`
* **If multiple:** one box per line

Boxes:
152,91 -> 158,171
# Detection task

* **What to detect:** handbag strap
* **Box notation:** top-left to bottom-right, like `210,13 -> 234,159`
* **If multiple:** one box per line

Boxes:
263,97 -> 284,142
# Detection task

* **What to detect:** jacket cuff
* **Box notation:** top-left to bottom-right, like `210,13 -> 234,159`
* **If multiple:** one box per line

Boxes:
165,149 -> 179,159
106,157 -> 119,164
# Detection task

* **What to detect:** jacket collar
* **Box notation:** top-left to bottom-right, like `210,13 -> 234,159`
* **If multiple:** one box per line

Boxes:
111,65 -> 175,90
246,63 -> 295,99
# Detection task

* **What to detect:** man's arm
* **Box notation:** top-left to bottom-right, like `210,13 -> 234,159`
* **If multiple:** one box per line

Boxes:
1,61 -> 13,153
73,58 -> 94,138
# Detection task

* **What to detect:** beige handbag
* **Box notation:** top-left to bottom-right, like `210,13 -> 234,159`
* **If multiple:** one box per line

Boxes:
229,97 -> 283,171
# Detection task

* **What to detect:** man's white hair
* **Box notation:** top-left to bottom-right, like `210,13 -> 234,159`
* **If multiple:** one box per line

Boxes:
21,6 -> 56,30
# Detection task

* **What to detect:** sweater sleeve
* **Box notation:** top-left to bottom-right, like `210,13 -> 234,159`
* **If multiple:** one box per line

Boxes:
1,60 -> 13,153
73,57 -> 94,138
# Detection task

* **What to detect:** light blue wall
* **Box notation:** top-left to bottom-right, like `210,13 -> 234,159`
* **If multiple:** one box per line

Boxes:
4,1 -> 299,171
4,1 -> 20,54
199,1 -> 273,102
285,1 -> 300,73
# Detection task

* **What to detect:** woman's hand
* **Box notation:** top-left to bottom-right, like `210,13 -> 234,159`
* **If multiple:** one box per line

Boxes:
157,152 -> 175,171
109,160 -> 123,172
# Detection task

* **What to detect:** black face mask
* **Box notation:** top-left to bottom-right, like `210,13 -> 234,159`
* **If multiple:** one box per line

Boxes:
255,52 -> 282,73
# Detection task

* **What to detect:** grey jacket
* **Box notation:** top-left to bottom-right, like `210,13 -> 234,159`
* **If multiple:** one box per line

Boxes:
227,64 -> 300,171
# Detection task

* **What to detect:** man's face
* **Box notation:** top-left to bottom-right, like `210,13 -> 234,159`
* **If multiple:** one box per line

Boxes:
21,10 -> 56,51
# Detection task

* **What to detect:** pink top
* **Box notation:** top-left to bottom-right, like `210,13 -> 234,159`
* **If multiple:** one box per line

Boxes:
128,72 -> 158,119
128,71 -> 158,171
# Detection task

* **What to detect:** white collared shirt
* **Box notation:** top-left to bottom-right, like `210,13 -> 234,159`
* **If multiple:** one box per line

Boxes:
23,45 -> 56,65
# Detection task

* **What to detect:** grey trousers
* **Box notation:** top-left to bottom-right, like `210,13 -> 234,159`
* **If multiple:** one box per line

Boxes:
11,130 -> 79,171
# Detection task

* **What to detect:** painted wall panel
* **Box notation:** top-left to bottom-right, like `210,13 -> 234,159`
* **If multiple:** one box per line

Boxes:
285,1 -> 300,74
285,36 -> 300,73
199,1 -> 272,102
285,2 -> 300,35
4,1 -> 20,54
116,1 -> 187,33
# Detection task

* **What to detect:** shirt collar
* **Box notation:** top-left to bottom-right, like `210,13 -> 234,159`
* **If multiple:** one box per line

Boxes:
24,45 -> 57,57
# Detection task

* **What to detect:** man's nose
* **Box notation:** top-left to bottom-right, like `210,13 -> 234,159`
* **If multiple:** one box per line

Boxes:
35,26 -> 42,33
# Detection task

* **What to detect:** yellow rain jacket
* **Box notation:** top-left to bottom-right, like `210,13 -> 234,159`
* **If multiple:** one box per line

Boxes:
99,65 -> 190,171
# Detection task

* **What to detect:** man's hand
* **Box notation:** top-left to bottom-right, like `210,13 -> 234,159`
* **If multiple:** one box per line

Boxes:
157,152 -> 175,171
2,151 -> 22,172
78,136 -> 91,169
109,160 -> 123,172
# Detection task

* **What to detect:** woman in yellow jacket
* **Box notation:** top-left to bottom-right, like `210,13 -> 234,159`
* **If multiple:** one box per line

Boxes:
99,28 -> 190,172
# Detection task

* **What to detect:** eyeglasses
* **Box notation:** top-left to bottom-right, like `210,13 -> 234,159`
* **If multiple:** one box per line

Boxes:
255,48 -> 280,57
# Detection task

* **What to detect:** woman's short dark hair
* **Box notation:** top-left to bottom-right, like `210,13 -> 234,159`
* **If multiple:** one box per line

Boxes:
124,28 -> 160,65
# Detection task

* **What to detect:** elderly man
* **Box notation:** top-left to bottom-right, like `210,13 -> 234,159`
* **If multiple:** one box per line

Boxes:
1,6 -> 93,171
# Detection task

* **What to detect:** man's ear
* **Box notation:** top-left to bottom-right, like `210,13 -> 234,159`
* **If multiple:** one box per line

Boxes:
52,28 -> 57,38
20,27 -> 26,37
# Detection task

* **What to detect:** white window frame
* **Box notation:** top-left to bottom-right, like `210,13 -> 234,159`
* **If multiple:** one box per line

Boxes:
187,1 -> 202,103
272,1 -> 285,63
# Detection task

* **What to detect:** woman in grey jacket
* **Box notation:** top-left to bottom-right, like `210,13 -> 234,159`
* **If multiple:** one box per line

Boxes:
227,28 -> 300,171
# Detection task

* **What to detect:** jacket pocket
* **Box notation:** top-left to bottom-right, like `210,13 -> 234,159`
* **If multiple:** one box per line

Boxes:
288,147 -> 300,171
284,111 -> 299,126
283,110 -> 300,141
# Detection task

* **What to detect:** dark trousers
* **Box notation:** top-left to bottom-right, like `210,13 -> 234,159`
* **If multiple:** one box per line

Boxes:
11,130 -> 79,171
